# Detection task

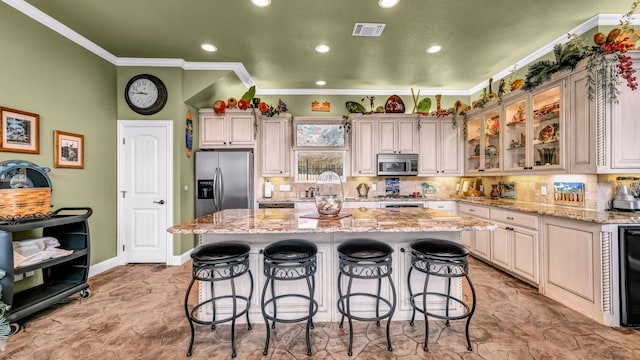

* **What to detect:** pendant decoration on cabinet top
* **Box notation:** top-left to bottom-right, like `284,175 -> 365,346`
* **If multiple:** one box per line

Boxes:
185,111 -> 193,158
384,95 -> 405,113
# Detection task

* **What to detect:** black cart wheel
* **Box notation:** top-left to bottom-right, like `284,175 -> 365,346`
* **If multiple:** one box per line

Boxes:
80,289 -> 91,299
9,323 -> 20,336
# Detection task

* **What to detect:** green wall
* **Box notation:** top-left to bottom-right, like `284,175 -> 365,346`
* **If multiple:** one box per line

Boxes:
0,4 -> 117,264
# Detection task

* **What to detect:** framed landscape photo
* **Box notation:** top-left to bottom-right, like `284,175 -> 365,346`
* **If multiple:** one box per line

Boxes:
54,130 -> 84,169
0,107 -> 40,154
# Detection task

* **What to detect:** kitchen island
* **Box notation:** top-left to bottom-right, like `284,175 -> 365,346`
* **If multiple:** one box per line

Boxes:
169,207 -> 496,322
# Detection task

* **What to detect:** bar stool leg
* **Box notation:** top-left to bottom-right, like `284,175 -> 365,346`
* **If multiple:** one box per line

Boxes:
210,280 -> 216,329
270,278 -> 277,329
464,273 -> 477,351
338,272 -> 345,329
261,277 -> 272,355
246,270 -> 253,330
375,277 -> 382,326
407,267 -> 416,326
445,266 -> 452,328
184,277 -> 197,357
230,275 -> 238,358
305,273 -> 315,355
346,275 -> 354,356
310,274 -> 316,329
423,270 -> 430,352
386,273 -> 396,352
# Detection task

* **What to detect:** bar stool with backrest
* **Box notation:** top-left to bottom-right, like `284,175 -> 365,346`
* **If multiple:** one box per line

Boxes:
403,238 -> 476,352
337,238 -> 397,356
184,241 -> 253,358
260,239 -> 319,356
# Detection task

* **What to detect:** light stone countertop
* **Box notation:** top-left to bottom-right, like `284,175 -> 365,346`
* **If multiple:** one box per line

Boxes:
168,208 -> 496,235
257,196 -> 640,224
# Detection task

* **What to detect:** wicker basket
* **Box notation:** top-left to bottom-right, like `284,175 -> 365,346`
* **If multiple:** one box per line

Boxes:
0,188 -> 51,222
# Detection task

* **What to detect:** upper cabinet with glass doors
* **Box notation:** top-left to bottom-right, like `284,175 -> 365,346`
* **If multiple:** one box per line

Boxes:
465,104 -> 501,174
500,81 -> 565,173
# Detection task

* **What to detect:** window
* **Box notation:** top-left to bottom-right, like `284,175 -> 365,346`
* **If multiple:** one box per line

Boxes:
295,151 -> 345,183
293,116 -> 348,183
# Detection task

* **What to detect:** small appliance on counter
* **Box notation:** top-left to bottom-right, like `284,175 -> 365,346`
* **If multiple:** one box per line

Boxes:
612,177 -> 640,211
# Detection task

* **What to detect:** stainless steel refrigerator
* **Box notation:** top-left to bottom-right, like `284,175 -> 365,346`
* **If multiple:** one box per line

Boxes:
195,150 -> 254,217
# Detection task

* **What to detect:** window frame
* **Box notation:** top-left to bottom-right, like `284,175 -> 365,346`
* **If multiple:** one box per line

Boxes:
294,150 -> 347,183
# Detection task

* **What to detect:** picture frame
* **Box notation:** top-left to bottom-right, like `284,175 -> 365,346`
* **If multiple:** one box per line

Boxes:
458,177 -> 477,195
293,117 -> 347,149
0,107 -> 40,154
54,130 -> 84,169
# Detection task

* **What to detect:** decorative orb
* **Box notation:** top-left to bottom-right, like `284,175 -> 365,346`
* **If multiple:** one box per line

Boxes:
314,171 -> 344,216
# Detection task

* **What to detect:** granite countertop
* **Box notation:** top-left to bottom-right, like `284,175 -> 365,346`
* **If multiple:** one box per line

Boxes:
458,198 -> 640,224
168,208 -> 496,235
257,195 -> 454,203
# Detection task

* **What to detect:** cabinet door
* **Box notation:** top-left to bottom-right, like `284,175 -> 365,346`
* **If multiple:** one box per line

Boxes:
491,225 -> 511,269
568,68 -> 597,173
465,115 -> 482,173
397,119 -> 418,154
352,119 -> 377,176
261,118 -> 289,176
531,83 -> 564,170
200,114 -> 227,147
512,227 -> 538,284
482,108 -> 501,172
461,231 -> 473,249
473,230 -> 491,261
228,114 -> 255,146
439,119 -> 461,174
418,120 -> 438,174
610,56 -> 640,170
503,96 -> 529,172
378,119 -> 397,153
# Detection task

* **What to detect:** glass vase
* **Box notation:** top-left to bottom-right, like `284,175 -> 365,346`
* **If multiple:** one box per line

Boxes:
314,171 -> 344,216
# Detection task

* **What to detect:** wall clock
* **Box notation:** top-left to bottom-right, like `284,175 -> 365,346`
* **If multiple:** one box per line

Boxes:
124,74 -> 168,115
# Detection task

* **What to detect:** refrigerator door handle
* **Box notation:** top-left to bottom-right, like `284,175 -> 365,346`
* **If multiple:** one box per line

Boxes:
213,168 -> 220,212
218,168 -> 224,210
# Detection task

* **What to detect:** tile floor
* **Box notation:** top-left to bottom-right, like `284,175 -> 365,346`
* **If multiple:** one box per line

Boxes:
3,258 -> 640,359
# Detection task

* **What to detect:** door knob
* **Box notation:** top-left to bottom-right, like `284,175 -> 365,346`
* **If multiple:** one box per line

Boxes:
153,200 -> 165,205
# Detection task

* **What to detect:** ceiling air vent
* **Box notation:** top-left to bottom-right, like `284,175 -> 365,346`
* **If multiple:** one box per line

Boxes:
352,23 -> 386,37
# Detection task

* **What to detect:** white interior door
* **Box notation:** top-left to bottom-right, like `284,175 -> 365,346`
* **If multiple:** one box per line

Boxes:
117,120 -> 173,264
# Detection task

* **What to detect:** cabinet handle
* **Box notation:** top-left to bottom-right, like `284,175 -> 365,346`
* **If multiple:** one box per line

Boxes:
506,216 -> 514,220
479,169 -> 485,172
224,141 -> 227,145
469,209 -> 475,212
280,171 -> 283,174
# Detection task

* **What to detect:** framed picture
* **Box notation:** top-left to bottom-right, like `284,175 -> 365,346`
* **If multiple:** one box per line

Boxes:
54,130 -> 84,169
458,177 -> 477,195
293,117 -> 347,149
0,107 -> 40,154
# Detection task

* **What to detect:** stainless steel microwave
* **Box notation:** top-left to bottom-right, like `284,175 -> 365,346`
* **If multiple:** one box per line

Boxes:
377,154 -> 418,176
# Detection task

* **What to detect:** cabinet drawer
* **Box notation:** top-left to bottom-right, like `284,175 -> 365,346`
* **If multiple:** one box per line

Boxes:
458,203 -> 490,219
491,208 -> 539,230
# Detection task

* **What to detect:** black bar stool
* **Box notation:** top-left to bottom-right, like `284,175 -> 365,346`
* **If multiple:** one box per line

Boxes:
337,238 -> 396,356
260,239 -> 318,356
403,238 -> 476,352
184,241 -> 253,358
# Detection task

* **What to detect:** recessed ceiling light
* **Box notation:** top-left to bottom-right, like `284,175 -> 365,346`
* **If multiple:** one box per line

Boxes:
201,43 -> 218,52
426,45 -> 442,54
251,0 -> 271,7
315,44 -> 331,53
315,80 -> 326,86
378,0 -> 399,8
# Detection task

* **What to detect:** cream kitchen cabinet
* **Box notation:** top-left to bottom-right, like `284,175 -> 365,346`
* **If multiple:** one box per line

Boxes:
569,52 -> 640,174
541,215 -> 619,325
260,114 -> 291,176
378,116 -> 419,154
464,104 -> 502,175
343,201 -> 378,209
351,116 -> 378,176
424,200 -> 457,214
458,203 -> 491,261
489,208 -> 539,286
199,108 -> 255,148
418,117 -> 462,176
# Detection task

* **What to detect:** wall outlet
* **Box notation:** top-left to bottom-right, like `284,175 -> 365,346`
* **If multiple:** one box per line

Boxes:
371,183 -> 377,191
541,186 -> 547,196
279,184 -> 291,192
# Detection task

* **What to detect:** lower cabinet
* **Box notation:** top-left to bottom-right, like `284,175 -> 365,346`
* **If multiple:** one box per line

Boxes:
424,200 -> 457,213
458,203 -> 491,261
541,216 -> 618,325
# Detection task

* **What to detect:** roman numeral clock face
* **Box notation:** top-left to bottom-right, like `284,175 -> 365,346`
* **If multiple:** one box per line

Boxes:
124,74 -> 168,115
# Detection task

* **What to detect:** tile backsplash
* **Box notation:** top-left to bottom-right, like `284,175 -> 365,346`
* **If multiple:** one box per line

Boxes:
260,173 -> 639,212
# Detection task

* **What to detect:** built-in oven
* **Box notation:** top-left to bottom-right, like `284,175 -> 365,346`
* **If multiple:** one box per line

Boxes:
377,154 -> 418,176
619,226 -> 640,327
381,202 -> 424,208
258,202 -> 295,209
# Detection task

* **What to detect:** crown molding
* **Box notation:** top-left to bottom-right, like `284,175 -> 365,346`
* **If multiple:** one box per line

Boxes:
4,0 -> 636,97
